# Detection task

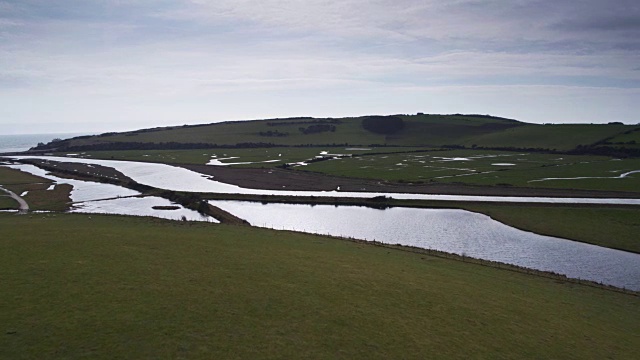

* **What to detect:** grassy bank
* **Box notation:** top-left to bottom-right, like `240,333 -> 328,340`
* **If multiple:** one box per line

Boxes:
1,213 -> 638,359
461,204 -> 640,253
0,194 -> 17,209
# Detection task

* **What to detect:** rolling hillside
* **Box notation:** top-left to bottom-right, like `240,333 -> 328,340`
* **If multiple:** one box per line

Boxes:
30,114 -> 639,153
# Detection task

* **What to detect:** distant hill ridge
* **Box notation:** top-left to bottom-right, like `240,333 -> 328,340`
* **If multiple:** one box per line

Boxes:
30,113 -> 640,156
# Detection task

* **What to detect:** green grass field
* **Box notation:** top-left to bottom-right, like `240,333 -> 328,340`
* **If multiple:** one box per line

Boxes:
0,195 -> 17,209
601,128 -> 640,149
459,124 -> 633,150
1,213 -> 638,359
0,166 -> 54,185
76,147 -> 428,167
301,149 -> 640,192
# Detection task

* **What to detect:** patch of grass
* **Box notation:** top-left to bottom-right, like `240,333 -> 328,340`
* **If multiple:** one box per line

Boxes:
458,204 -> 640,253
460,123 -> 635,150
302,150 -> 640,192
1,213 -> 638,359
0,166 -> 54,185
0,195 -> 18,209
21,183 -> 72,211
600,128 -> 640,149
77,147 -> 429,167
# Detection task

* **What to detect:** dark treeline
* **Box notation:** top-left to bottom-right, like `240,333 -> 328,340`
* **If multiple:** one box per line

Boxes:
568,145 -> 640,158
30,141 -> 361,152
299,124 -> 336,134
362,116 -> 405,134
258,130 -> 289,137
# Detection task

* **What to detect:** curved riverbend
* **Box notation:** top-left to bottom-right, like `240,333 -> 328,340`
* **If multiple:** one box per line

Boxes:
8,156 -> 640,205
211,200 -> 640,291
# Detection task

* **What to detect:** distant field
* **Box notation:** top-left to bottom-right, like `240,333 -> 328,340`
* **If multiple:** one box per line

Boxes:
77,147 -> 430,166
601,128 -> 640,149
301,149 -> 640,192
1,213 -> 638,359
43,147 -> 640,193
459,124 -> 634,150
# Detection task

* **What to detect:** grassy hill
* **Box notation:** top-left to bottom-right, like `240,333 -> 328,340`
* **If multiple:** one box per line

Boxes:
28,113 -> 640,157
1,213 -> 639,359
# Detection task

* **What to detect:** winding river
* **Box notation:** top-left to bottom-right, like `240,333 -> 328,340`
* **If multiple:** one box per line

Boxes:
8,156 -> 640,205
3,156 -> 640,290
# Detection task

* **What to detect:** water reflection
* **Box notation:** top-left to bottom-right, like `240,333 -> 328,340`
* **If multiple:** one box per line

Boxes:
73,196 -> 218,222
210,200 -> 640,290
7,164 -> 139,202
8,156 -> 640,205
4,164 -> 217,222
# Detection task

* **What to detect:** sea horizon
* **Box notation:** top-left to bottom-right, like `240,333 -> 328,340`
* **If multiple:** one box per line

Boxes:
0,133 -> 93,153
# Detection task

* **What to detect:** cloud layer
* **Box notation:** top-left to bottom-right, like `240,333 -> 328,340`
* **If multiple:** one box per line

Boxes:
1,0 -> 639,133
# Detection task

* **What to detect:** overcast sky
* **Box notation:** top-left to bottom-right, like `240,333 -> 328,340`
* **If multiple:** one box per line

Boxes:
1,0 -> 639,134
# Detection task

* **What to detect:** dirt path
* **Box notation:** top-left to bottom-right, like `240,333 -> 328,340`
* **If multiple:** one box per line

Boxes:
0,185 -> 29,213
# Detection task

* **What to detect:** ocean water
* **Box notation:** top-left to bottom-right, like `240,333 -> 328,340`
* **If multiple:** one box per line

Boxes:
0,133 -> 90,153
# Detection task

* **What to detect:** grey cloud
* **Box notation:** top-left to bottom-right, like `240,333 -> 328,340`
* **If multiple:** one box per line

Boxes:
555,16 -> 640,32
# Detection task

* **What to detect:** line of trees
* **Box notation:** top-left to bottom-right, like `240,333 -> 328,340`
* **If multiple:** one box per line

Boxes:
299,124 -> 336,134
361,116 -> 405,134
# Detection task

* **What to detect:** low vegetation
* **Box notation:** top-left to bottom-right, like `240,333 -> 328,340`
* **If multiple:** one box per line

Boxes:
0,195 -> 17,209
1,213 -> 638,359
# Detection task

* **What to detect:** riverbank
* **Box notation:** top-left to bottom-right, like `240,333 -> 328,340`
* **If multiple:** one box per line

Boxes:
1,213 -> 638,359
5,158 -> 640,253
202,193 -> 640,254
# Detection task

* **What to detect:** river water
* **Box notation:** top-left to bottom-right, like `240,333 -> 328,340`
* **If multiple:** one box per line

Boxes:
211,200 -> 640,291
8,156 -> 640,205
3,156 -> 640,290
4,164 -> 217,222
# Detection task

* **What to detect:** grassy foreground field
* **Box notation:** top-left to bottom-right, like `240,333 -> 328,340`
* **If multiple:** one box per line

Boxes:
1,213 -> 638,359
